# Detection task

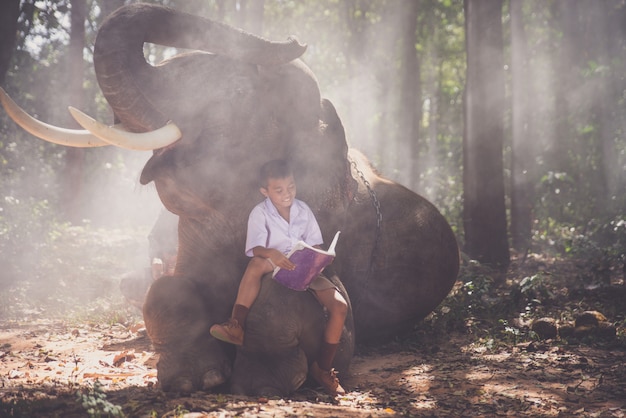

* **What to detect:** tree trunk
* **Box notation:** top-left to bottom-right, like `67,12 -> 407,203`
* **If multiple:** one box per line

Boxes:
61,0 -> 88,223
462,0 -> 510,270
398,0 -> 421,191
587,1 -> 621,212
551,0 -> 579,176
100,0 -> 124,21
0,0 -> 20,85
236,0 -> 265,34
510,0 -> 533,252
417,5 -> 440,196
602,1 -> 626,207
215,0 -> 227,22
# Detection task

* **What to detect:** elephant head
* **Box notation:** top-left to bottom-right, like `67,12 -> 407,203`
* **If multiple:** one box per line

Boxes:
0,3 -> 352,224
92,4 -> 353,226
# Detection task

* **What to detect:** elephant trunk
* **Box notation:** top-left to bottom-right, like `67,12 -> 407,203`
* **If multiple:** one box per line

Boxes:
94,3 -> 307,132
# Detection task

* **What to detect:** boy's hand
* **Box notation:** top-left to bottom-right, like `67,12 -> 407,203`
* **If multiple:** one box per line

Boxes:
267,249 -> 296,271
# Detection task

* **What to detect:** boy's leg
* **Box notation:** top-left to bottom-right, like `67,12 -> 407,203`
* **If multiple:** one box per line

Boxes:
313,288 -> 348,346
309,287 -> 348,396
210,257 -> 273,345
234,257 -> 274,310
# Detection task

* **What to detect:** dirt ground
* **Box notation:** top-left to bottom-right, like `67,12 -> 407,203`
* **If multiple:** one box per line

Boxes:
1,247 -> 625,417
1,310 -> 624,417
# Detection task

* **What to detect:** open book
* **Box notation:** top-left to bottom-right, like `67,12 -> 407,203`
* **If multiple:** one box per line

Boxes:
273,231 -> 341,291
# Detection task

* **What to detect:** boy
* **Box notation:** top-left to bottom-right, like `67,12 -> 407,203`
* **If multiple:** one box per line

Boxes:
210,159 -> 348,396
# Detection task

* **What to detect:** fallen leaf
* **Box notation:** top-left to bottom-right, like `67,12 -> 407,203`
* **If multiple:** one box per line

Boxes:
113,351 -> 136,367
83,372 -> 135,380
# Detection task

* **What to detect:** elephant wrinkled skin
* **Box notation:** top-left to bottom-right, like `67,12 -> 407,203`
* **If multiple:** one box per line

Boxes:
1,3 -> 459,395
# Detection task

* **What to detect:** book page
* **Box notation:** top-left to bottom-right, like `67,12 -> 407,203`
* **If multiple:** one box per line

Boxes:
273,231 -> 340,291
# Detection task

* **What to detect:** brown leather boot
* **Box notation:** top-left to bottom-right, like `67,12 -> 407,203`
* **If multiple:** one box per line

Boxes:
310,361 -> 346,396
210,318 -> 244,346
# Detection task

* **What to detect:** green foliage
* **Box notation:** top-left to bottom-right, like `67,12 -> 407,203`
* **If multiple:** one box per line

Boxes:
76,380 -> 125,418
0,195 -> 56,284
421,261 -> 512,336
536,171 -> 577,222
530,213 -> 625,285
567,216 -> 626,284
416,260 -> 543,353
170,405 -> 191,417
0,219 -> 147,320
499,319 -> 524,345
1,1 -> 624,301
515,273 -> 554,306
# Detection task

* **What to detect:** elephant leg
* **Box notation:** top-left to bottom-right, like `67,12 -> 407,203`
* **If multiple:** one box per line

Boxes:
143,275 -> 233,393
229,275 -> 354,395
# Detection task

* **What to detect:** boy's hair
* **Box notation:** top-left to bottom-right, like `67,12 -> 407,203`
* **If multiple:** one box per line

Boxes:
260,159 -> 293,188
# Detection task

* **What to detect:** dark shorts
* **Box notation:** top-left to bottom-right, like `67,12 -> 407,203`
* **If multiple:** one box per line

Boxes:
308,274 -> 337,291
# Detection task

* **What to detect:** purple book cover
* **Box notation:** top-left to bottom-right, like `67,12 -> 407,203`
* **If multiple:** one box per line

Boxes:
273,231 -> 340,291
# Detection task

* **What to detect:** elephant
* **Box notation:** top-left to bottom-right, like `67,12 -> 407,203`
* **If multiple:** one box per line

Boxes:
0,3 -> 460,395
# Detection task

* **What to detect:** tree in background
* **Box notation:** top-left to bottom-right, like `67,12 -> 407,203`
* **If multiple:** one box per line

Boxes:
463,0 -> 510,270
398,0 -> 421,190
414,1 -> 465,229
0,0 -> 21,86
100,0 -> 125,23
0,1 -> 624,282
510,0 -> 534,252
60,0 -> 87,223
234,0 -> 265,33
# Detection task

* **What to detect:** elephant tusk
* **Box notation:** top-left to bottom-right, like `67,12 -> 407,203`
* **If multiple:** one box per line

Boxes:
0,87 -> 109,147
68,107 -> 182,151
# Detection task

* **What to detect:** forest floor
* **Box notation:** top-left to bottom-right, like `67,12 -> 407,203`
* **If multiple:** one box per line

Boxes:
1,252 -> 625,417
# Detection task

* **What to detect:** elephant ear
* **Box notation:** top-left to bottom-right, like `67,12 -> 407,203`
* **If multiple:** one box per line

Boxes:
291,99 -> 355,216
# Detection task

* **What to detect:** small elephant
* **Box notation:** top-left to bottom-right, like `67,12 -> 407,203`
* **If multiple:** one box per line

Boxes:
0,3 -> 459,395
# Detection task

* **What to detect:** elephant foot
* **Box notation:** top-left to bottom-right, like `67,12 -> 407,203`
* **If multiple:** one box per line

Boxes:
157,353 -> 232,393
166,376 -> 195,394
230,347 -> 308,396
202,369 -> 228,391
291,370 -> 308,391
157,363 -> 231,393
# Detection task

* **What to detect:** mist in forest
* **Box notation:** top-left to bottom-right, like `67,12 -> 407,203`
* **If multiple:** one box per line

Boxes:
1,1 -> 625,316
3,2 -> 406,319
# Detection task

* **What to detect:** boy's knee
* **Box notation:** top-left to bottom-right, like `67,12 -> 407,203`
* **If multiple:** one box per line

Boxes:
249,256 -> 270,271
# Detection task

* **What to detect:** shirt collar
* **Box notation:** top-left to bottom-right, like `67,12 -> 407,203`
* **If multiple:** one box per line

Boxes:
264,197 -> 300,222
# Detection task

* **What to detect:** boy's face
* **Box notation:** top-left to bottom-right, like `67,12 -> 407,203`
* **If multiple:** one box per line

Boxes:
261,175 -> 297,210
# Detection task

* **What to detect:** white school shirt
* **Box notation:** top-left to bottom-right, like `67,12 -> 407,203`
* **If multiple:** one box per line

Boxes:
245,197 -> 323,256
